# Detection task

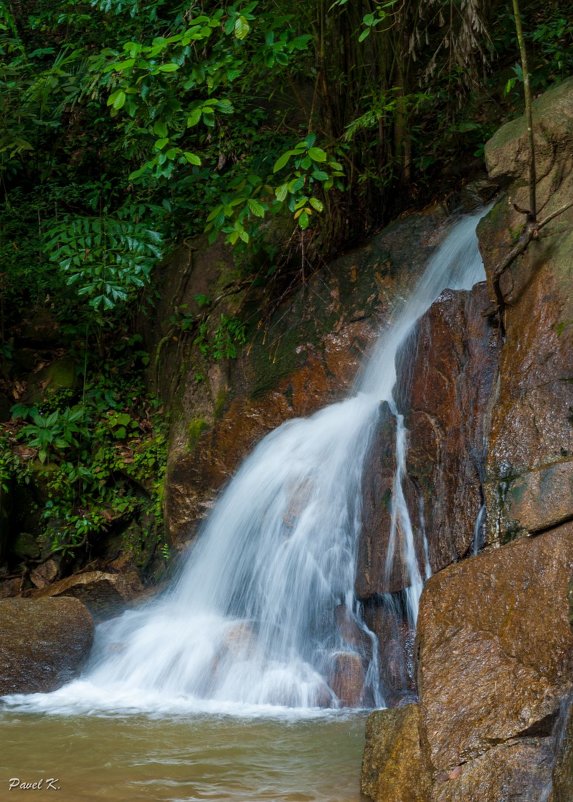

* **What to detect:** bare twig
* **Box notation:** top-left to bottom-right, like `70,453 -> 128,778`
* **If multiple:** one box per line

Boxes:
492,199 -> 573,333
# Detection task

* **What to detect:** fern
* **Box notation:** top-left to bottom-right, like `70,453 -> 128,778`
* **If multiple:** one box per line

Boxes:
43,215 -> 162,313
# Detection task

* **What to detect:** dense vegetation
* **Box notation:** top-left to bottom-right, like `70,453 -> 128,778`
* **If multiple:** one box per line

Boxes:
1,0 -> 572,575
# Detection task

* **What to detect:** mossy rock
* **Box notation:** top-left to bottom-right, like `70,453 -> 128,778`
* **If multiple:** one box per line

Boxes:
11,532 -> 41,561
188,417 -> 208,451
24,357 -> 78,404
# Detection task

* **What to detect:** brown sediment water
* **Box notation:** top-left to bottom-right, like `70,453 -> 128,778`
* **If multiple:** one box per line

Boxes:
0,711 -> 366,801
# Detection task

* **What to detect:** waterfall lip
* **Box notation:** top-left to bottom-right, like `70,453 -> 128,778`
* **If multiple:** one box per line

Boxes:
3,207 -> 491,718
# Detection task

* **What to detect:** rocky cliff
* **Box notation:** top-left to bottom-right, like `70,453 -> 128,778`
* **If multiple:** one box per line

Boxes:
361,77 -> 573,802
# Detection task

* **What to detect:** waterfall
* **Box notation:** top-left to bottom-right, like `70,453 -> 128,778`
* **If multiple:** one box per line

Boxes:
472,504 -> 486,556
4,210 -> 487,715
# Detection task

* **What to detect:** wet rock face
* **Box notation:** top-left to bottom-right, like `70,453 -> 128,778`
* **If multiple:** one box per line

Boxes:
356,283 -> 500,602
0,597 -> 94,694
328,651 -> 365,707
362,597 -> 416,707
398,284 -> 500,571
360,78 -> 573,797
355,402 -> 398,597
417,524 -> 573,792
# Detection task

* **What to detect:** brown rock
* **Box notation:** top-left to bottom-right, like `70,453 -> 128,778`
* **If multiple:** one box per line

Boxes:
551,694 -> 573,802
0,597 -> 94,694
328,651 -> 365,707
417,524 -> 573,775
485,77 -> 573,197
356,402 -> 399,596
0,577 -> 23,599
500,460 -> 573,536
431,738 -> 553,802
481,78 -> 573,544
33,570 -> 143,619
362,598 -> 415,707
361,704 -> 431,802
30,558 -> 59,588
396,283 -> 500,574
335,604 -> 372,656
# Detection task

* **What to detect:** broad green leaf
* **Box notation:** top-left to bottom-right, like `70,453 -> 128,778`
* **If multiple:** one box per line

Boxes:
183,151 -> 202,166
154,138 -> 169,150
275,184 -> 288,202
288,176 -> 304,193
309,197 -> 324,212
234,16 -> 250,40
308,147 -> 327,162
108,89 -> 126,110
273,151 -> 292,173
158,62 -> 179,72
207,205 -> 224,222
153,121 -> 168,137
298,211 -> 310,230
187,108 -> 202,127
247,198 -> 265,218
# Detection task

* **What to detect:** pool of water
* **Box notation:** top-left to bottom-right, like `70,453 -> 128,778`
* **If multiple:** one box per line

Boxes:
0,709 -> 367,802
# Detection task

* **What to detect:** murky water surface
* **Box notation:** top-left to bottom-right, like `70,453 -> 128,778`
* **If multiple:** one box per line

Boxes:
0,710 -> 366,802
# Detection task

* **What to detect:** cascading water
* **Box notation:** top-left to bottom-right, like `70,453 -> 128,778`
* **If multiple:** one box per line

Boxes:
4,210 -> 487,715
472,504 -> 486,556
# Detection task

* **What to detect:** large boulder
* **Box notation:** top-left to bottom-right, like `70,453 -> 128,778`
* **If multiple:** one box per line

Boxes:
361,704 -> 431,802
481,77 -> 573,544
0,597 -> 94,694
355,283 -> 500,703
32,570 -> 143,620
360,525 -> 573,801
417,524 -> 573,798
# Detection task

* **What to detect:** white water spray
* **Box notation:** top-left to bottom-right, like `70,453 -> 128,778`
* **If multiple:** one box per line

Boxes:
4,210 -> 487,715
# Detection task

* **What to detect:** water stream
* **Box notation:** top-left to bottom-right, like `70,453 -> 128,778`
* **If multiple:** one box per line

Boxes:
2,209 -> 486,719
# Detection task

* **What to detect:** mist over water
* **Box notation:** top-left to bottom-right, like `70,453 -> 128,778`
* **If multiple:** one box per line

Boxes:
3,209 -> 486,717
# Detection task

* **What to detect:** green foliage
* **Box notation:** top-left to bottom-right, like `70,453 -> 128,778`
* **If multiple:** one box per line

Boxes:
6,353 -> 167,556
195,314 -> 247,361
17,407 -> 87,464
43,215 -> 162,313
0,433 -> 31,494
